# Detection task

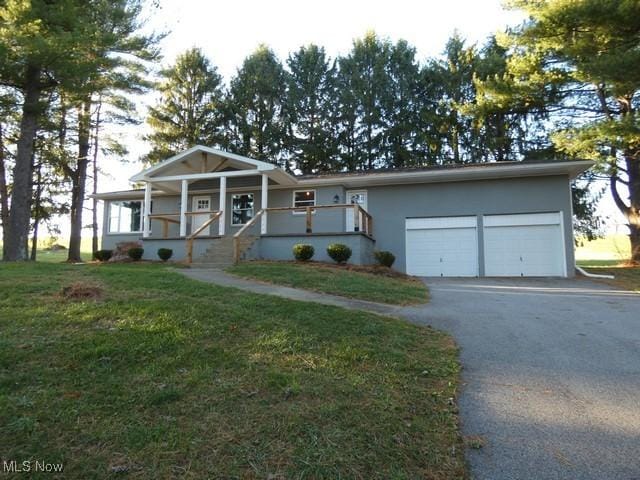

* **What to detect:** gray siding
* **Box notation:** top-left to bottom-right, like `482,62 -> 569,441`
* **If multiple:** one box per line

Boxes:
365,174 -> 575,275
101,174 -> 575,275
250,233 -> 375,265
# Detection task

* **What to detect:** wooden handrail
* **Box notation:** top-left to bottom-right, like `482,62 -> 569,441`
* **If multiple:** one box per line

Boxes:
233,209 -> 264,263
186,210 -> 223,263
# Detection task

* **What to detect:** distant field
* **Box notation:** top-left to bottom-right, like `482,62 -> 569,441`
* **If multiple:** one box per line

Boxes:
0,237 -> 94,263
575,234 -> 630,265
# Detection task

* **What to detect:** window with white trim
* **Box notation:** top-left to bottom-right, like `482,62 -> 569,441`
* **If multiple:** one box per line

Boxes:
109,200 -> 142,233
231,193 -> 254,225
293,190 -> 316,213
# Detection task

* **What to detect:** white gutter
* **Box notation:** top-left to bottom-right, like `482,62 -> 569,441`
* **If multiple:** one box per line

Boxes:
575,265 -> 615,280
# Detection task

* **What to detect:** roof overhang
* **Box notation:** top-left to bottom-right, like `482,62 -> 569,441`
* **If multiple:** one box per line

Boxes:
296,160 -> 594,188
129,145 -> 297,187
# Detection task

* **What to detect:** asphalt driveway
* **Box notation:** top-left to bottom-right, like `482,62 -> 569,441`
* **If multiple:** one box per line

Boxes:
401,277 -> 640,480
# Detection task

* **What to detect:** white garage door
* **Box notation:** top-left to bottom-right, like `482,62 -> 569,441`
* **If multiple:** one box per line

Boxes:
483,212 -> 566,277
406,216 -> 478,277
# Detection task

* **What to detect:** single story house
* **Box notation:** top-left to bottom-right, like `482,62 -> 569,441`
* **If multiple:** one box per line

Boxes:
95,145 -> 592,277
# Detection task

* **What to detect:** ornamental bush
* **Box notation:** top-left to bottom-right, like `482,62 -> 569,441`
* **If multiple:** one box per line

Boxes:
327,243 -> 352,264
94,249 -> 113,262
157,248 -> 173,261
127,247 -> 144,261
293,243 -> 314,261
374,250 -> 396,268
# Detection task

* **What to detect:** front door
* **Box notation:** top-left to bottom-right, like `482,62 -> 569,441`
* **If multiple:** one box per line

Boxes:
345,190 -> 368,232
191,196 -> 211,236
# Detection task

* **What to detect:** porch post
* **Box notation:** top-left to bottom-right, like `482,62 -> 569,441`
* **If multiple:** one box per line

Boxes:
261,173 -> 268,234
143,182 -> 151,238
219,176 -> 226,236
180,179 -> 188,237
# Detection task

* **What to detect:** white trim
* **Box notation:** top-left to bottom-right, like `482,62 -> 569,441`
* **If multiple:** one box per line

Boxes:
261,173 -> 268,234
296,160 -> 593,188
179,180 -> 188,237
406,216 -> 477,230
345,189 -> 368,231
219,176 -> 226,236
130,145 -> 277,182
483,212 -> 561,227
143,183 -> 151,238
191,195 -> 212,236
144,168 -> 263,183
231,192 -> 255,226
107,199 -> 143,235
559,210 -> 568,277
292,189 -> 316,214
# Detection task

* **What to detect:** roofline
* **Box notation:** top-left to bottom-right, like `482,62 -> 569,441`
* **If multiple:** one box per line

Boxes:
129,145 -> 297,184
96,160 -> 593,199
295,160 -> 593,187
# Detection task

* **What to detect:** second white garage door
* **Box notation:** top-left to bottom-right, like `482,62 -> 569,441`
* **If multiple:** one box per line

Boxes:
406,216 -> 478,277
483,212 -> 566,277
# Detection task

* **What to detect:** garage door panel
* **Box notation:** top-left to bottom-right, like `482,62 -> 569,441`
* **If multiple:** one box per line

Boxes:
483,213 -> 565,277
406,217 -> 478,277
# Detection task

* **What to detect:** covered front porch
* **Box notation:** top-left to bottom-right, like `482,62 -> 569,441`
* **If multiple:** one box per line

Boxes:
132,146 -> 374,263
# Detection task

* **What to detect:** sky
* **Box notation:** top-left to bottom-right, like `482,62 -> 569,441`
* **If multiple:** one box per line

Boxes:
89,0 -> 626,240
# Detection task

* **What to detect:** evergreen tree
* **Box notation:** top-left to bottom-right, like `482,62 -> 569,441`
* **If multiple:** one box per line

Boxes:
338,32 -> 391,170
0,0 -> 159,261
226,45 -> 287,166
382,40 -> 422,168
145,48 -> 225,164
484,0 -> 640,263
285,45 -> 338,174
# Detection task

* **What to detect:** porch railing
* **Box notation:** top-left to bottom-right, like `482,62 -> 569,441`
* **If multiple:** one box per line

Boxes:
232,204 -> 373,264
147,210 -> 220,239
186,210 -> 223,263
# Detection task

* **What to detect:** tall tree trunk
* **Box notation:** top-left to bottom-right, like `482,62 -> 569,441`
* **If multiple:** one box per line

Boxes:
30,157 -> 43,261
67,99 -> 91,262
625,154 -> 640,264
0,122 -> 9,256
91,99 -> 102,258
5,65 -> 41,261
611,153 -> 640,265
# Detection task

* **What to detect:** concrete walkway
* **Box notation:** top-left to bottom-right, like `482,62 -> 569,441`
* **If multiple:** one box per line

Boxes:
179,267 -> 404,316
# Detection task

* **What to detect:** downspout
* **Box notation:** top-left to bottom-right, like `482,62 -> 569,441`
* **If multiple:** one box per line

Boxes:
575,265 -> 615,280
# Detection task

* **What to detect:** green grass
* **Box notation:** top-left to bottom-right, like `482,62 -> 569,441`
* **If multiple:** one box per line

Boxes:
227,261 -> 430,305
575,234 -> 630,262
0,262 -> 463,479
579,264 -> 640,292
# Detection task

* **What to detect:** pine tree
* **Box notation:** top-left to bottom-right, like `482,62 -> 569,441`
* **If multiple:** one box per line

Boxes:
486,0 -> 640,263
338,32 -> 391,170
145,48 -> 225,164
226,45 -> 287,166
284,45 -> 338,174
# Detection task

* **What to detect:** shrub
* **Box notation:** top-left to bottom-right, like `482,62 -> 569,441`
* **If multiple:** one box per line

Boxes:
374,250 -> 396,268
293,244 -> 314,261
327,243 -> 352,264
94,249 -> 113,262
157,248 -> 173,261
127,247 -> 144,261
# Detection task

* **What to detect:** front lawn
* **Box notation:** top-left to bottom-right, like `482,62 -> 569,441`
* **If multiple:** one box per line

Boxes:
0,262 -> 463,479
227,261 -> 429,305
